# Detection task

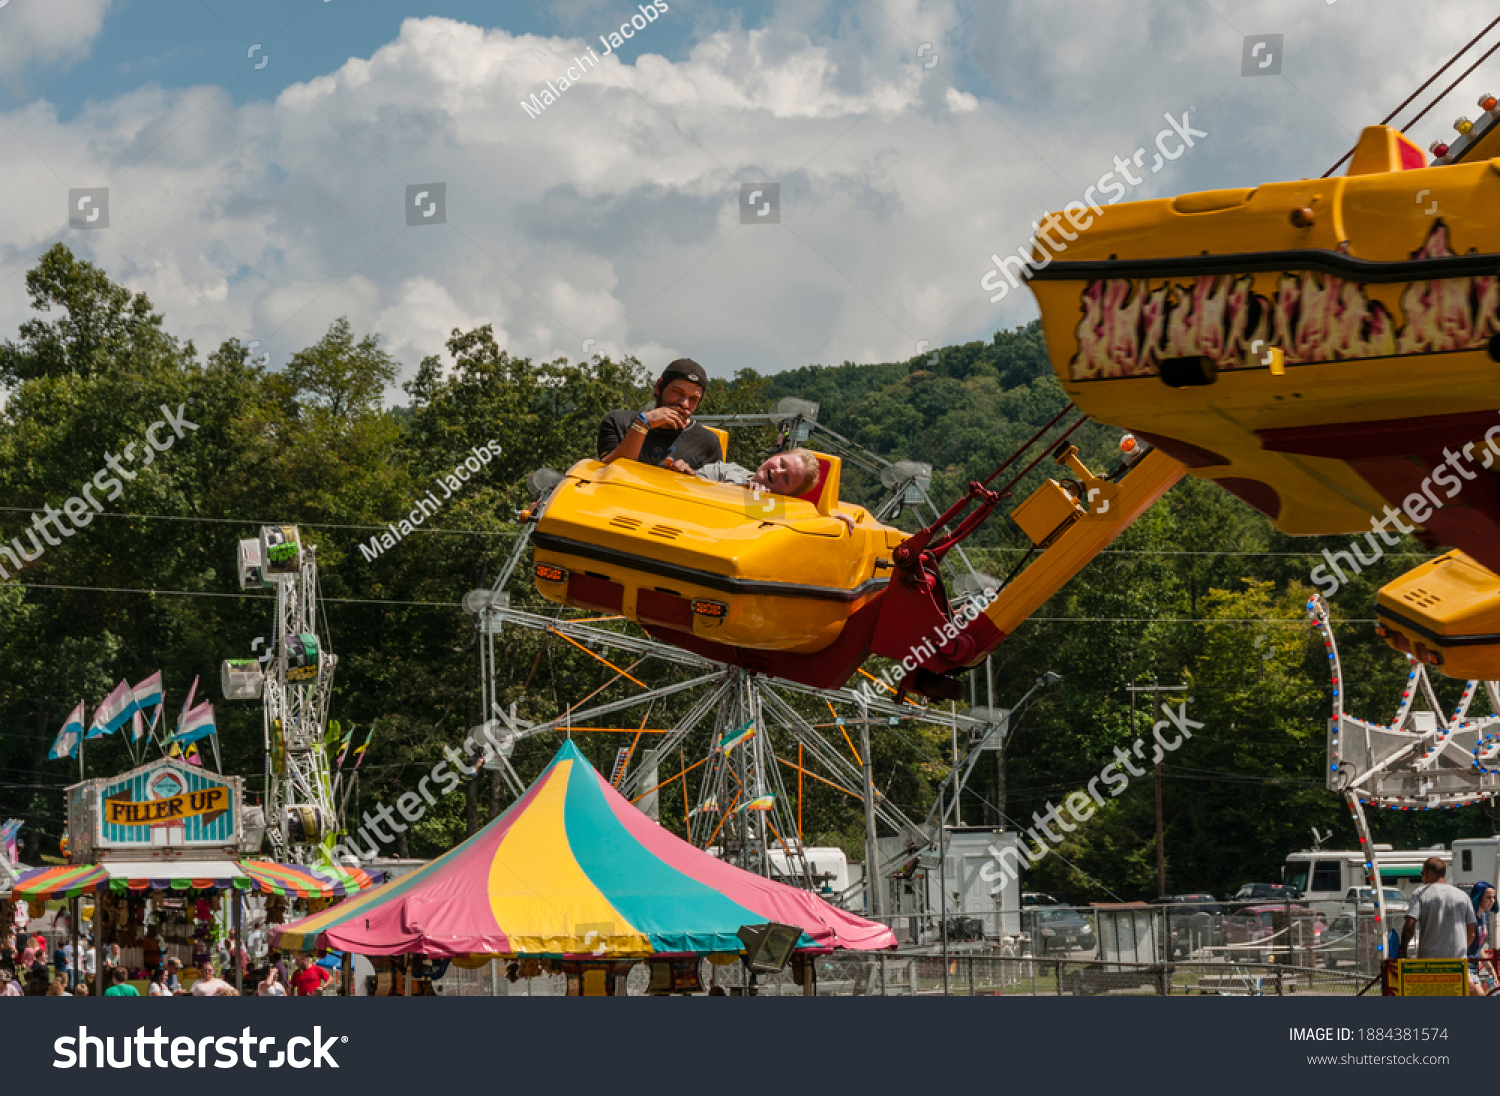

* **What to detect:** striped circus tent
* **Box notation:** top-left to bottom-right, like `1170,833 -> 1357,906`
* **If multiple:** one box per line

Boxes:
11,860 -> 381,901
272,740 -> 896,958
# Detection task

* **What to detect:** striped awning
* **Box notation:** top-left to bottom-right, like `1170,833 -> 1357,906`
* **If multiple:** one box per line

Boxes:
11,859 -> 382,900
10,863 -> 109,900
237,860 -> 383,898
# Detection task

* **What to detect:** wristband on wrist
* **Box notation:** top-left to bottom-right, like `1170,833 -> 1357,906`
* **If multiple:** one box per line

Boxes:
629,422 -> 648,436
634,412 -> 650,428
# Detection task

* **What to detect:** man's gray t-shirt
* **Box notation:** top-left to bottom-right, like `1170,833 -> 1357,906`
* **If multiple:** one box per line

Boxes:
1408,882 -> 1476,958
696,461 -> 753,486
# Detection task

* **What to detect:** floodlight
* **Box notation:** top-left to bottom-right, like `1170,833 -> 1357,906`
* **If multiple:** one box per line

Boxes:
737,922 -> 802,973
526,468 -> 565,500
772,397 -> 819,423
952,571 -> 1000,602
879,460 -> 933,491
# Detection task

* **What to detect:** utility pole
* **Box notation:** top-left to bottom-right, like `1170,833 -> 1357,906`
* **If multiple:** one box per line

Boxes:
854,695 -> 882,920
1126,680 -> 1186,898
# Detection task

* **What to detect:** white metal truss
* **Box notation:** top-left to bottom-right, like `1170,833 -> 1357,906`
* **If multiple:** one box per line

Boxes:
261,538 -> 340,864
1311,592 -> 1500,966
1311,593 -> 1500,810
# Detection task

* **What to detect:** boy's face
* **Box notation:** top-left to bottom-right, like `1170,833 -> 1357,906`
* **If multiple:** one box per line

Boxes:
753,453 -> 806,496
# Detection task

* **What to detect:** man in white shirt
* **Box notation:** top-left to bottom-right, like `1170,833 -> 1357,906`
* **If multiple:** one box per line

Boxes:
1399,857 -> 1477,959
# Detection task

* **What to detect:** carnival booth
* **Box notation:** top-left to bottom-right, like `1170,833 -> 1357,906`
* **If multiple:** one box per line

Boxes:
9,758 -> 380,995
273,741 -> 895,995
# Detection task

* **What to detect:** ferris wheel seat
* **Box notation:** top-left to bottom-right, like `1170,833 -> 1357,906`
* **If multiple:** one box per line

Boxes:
1376,551 -> 1500,680
532,457 -> 903,653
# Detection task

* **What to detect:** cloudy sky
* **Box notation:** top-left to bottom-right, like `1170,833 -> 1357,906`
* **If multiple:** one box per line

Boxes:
2,0 -> 1498,388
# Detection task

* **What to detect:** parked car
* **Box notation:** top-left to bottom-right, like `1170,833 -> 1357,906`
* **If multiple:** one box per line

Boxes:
1339,886 -> 1409,917
1151,893 -> 1224,958
1021,892 -> 1065,908
1231,882 -> 1302,902
1023,906 -> 1096,955
1223,903 -> 1317,964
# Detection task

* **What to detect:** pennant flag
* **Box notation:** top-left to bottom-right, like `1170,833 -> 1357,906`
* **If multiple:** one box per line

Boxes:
131,672 -> 164,740
742,793 -> 776,812
88,680 -> 140,739
183,742 -> 203,768
352,727 -> 376,770
334,726 -> 356,768
1,820 -> 21,864
688,796 -> 719,818
50,702 -> 85,760
170,701 -> 216,745
166,741 -> 182,760
716,720 -> 756,755
131,670 -> 163,713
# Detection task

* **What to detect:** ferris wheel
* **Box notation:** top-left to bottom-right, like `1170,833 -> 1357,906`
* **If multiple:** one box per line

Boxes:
220,525 -> 341,865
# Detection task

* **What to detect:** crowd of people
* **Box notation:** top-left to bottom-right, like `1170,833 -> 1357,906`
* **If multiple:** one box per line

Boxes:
0,926 -> 336,997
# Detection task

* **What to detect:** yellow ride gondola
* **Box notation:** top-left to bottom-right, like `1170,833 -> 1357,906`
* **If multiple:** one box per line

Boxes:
529,415 -> 1184,697
1376,550 -> 1500,679
532,451 -> 903,658
1025,124 -> 1500,576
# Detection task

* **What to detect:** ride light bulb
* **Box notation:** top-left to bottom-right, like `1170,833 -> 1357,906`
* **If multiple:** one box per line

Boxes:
1455,116 -> 1474,135
1481,94 -> 1499,113
1430,140 -> 1450,158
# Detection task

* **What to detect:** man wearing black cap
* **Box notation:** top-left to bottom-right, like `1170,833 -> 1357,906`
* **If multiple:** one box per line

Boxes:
598,358 -> 724,471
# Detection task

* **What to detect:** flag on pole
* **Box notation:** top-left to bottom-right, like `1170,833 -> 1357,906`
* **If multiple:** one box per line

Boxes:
88,680 -> 140,739
688,796 -> 719,818
0,819 -> 21,863
334,726 -> 356,768
50,702 -> 85,760
742,793 -> 776,812
351,727 -> 376,770
173,674 -> 199,733
169,701 -> 216,745
716,720 -> 756,755
130,671 -> 164,738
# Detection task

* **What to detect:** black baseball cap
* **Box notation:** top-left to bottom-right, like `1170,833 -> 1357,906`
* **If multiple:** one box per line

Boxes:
658,358 -> 708,390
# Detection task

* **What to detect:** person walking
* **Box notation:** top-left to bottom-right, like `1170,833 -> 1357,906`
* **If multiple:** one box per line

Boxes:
1398,857 -> 1476,959
290,954 -> 332,997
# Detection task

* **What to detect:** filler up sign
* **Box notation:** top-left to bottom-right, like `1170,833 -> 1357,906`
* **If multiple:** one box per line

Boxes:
90,760 -> 239,849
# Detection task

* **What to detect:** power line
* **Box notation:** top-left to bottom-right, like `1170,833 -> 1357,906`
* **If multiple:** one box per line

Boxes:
0,506 -> 525,538
4,583 -> 1383,624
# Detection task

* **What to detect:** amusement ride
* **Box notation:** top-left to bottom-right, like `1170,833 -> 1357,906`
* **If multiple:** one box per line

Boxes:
460,28 -> 1500,949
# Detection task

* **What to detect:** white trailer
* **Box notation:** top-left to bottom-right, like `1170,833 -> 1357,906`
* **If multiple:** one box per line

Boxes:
1283,846 -> 1450,916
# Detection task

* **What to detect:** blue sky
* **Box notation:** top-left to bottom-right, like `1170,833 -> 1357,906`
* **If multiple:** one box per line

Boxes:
7,0 -> 781,116
2,0 -> 1498,383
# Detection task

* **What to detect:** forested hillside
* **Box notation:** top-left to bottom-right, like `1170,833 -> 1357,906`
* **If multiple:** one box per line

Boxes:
0,245 -> 1486,901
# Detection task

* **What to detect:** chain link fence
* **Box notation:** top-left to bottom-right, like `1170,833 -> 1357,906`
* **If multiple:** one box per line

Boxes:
410,899 -> 1393,996
857,898 -> 1392,980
